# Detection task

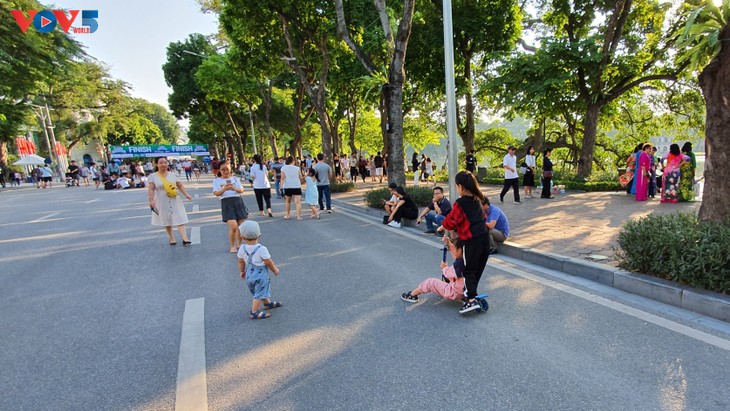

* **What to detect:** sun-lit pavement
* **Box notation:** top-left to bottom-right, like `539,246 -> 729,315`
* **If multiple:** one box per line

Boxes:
332,180 -> 701,265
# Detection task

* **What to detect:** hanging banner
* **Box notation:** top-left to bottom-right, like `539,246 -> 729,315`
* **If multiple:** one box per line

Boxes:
110,144 -> 210,158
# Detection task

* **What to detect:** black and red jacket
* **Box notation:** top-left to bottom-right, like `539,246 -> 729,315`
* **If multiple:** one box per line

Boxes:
441,196 -> 487,241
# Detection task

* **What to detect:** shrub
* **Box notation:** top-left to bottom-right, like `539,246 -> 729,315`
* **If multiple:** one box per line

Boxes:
330,182 -> 355,193
614,212 -> 730,294
364,186 -> 437,209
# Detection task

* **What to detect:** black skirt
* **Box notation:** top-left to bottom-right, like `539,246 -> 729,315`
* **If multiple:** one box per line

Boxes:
523,170 -> 535,187
221,196 -> 248,222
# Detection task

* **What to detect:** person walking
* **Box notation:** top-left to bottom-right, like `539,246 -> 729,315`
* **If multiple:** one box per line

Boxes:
313,153 -> 333,213
304,168 -> 321,219
374,152 -> 384,183
523,146 -> 536,198
541,149 -> 554,199
465,150 -> 477,173
499,145 -> 521,203
250,154 -> 273,217
237,220 -> 281,320
280,156 -> 303,220
635,144 -> 652,202
148,157 -> 193,246
436,171 -> 490,314
213,163 -> 249,252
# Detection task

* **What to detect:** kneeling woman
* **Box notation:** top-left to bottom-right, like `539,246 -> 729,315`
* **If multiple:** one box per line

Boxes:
385,186 -> 419,228
213,163 -> 249,253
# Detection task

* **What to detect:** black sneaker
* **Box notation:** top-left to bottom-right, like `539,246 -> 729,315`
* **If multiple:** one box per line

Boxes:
424,229 -> 436,234
489,248 -> 498,255
459,299 -> 481,314
401,292 -> 418,303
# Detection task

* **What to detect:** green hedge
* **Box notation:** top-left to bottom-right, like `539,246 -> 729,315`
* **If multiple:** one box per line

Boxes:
614,212 -> 730,294
330,182 -> 355,193
479,178 -> 622,192
365,186 -> 437,209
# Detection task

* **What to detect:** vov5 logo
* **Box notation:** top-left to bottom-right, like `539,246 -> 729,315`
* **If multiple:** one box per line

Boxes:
11,10 -> 98,34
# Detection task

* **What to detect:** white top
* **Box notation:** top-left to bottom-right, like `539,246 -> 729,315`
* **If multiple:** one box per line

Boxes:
503,154 -> 518,179
525,154 -> 536,168
281,164 -> 302,188
425,161 -> 433,174
250,164 -> 271,189
212,176 -> 244,199
341,157 -> 350,168
238,243 -> 271,266
117,177 -> 130,189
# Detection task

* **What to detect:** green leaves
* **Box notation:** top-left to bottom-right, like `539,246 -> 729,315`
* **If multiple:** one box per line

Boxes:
675,0 -> 730,72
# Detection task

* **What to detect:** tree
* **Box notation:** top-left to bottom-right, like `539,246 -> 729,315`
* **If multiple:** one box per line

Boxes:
675,0 -> 730,223
0,0 -> 83,166
488,0 -> 689,177
335,0 -> 416,186
406,0 -> 522,153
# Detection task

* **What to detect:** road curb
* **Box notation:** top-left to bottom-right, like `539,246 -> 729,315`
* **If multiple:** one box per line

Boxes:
501,241 -> 730,323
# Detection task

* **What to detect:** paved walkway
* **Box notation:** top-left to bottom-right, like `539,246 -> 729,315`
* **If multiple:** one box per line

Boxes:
332,180 -> 701,266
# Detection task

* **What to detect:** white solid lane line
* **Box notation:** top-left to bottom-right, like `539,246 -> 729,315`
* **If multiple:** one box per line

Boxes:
175,298 -> 208,411
190,227 -> 201,245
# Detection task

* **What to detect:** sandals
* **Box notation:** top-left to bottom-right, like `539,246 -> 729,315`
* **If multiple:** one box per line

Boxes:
263,301 -> 282,310
249,310 -> 271,320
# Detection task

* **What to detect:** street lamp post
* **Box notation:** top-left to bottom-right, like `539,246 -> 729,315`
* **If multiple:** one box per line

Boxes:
442,0 -> 459,200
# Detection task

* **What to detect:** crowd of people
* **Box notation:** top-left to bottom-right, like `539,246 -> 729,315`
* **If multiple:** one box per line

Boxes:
620,141 -> 697,203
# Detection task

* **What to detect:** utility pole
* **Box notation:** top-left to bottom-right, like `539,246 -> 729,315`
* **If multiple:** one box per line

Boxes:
442,0 -> 459,200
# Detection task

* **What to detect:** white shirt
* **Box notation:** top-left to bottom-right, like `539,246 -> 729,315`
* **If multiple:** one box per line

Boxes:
250,164 -> 271,189
116,177 -> 130,189
213,177 -> 244,199
281,164 -> 302,188
503,154 -> 518,179
525,154 -> 536,168
238,243 -> 271,266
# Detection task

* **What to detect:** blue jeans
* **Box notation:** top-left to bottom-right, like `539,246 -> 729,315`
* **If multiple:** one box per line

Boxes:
317,185 -> 331,210
425,212 -> 445,231
274,179 -> 282,198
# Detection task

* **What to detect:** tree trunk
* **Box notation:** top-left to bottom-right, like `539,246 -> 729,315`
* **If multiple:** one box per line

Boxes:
698,23 -> 730,223
347,102 -> 357,155
260,81 -> 279,158
0,142 -> 9,169
379,94 -> 389,155
577,103 -> 603,177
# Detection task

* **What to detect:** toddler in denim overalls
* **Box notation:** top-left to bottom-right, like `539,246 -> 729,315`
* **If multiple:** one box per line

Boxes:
237,221 -> 281,319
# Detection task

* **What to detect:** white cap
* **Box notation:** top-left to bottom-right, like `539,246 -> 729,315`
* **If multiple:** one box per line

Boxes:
239,220 -> 261,240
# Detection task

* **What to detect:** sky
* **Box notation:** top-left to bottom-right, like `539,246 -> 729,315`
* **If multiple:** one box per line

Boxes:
50,0 -> 219,114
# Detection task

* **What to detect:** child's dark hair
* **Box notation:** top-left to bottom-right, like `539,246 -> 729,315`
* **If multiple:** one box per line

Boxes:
454,171 -> 484,201
449,237 -> 464,250
308,167 -> 319,182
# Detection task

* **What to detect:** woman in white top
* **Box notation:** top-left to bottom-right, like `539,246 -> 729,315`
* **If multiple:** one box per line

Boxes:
425,157 -> 434,183
280,156 -> 303,220
213,162 -> 249,253
148,157 -> 193,245
250,154 -> 273,217
523,146 -> 537,198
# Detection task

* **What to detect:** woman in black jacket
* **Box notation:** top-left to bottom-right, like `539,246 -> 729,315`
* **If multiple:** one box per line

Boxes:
541,149 -> 554,199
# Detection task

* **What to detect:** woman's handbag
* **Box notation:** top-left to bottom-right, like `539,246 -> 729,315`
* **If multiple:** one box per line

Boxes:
159,175 -> 178,198
543,170 -> 553,179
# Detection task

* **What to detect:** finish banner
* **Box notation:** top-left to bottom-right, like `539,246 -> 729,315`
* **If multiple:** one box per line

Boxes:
110,144 -> 210,158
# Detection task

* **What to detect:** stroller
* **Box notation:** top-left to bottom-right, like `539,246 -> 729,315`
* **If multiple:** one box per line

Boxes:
65,173 -> 80,187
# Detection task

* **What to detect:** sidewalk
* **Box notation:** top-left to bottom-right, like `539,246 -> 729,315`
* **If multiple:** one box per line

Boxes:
332,180 -> 701,265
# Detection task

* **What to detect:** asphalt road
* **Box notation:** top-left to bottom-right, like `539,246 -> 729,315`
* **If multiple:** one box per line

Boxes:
1,179 -> 729,411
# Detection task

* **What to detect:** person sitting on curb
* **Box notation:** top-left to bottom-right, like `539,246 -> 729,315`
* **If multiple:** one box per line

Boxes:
480,197 -> 509,254
416,186 -> 452,235
381,183 -> 399,214
384,186 -> 419,228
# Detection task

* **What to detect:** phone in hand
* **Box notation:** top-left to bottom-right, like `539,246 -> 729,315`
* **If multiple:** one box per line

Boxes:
150,206 -> 159,215
225,179 -> 232,184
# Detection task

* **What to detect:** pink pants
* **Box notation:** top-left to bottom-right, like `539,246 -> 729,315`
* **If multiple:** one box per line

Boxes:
417,277 -> 464,301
